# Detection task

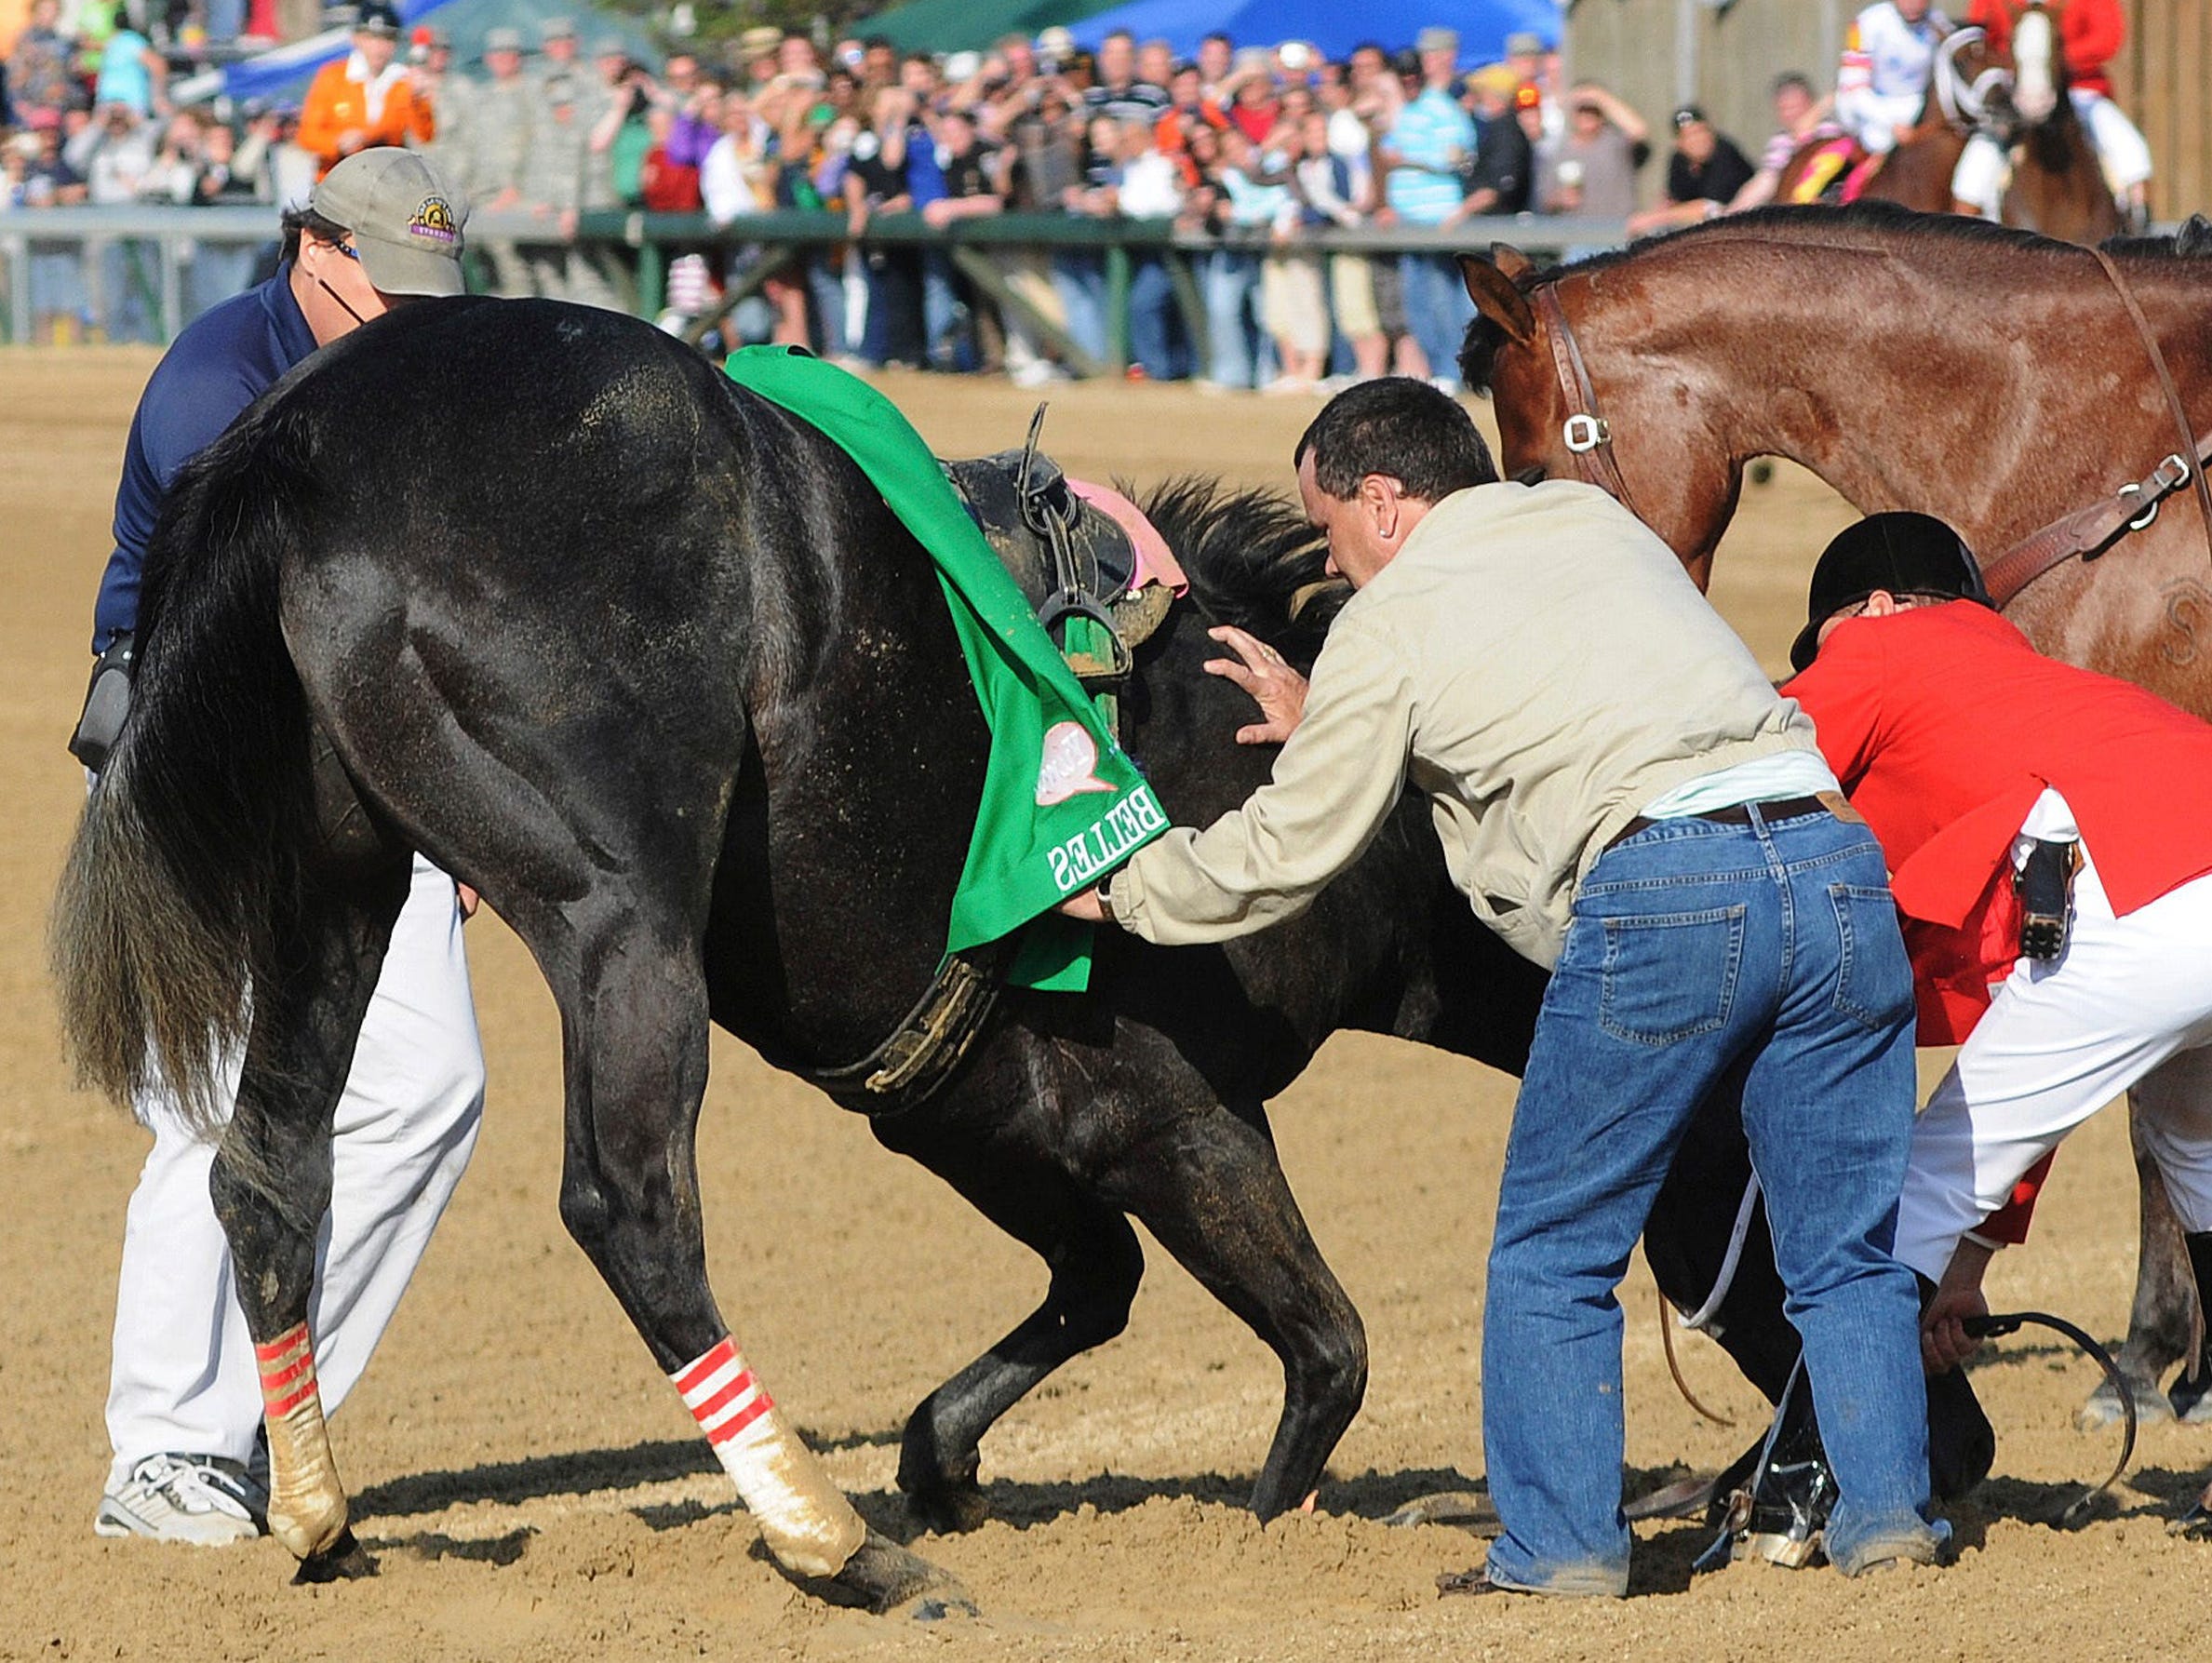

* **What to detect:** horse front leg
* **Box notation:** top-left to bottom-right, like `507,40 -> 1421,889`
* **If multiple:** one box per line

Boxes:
872,1109 -> 1146,1532
2085,1070 -> 2212,1428
542,911 -> 970,1616
1105,1103 -> 1367,1521
209,863 -> 409,1580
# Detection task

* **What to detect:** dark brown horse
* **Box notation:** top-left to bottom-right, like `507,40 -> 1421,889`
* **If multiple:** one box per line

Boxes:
1980,1 -> 2122,245
1458,202 -> 2212,1428
1774,10 -> 2117,246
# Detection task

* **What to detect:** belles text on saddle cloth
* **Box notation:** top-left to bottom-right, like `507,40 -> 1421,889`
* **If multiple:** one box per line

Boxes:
724,346 -> 1169,993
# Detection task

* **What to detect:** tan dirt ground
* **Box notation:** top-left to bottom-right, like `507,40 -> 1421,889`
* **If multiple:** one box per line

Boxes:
2,352 -> 2205,1661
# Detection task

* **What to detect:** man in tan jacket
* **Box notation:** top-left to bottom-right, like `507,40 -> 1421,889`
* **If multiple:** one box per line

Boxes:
1063,378 -> 1947,1594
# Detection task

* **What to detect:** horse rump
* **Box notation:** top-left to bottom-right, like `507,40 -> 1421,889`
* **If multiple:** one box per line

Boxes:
51,396 -> 328,1133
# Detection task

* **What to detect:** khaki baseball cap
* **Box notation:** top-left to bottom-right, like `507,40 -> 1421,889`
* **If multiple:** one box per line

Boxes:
310,150 -> 469,298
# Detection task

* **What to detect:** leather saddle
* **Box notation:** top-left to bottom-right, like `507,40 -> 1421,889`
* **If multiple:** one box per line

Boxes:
945,408 -> 1175,691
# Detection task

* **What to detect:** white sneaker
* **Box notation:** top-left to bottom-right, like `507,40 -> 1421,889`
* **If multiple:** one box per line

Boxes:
94,1453 -> 266,1545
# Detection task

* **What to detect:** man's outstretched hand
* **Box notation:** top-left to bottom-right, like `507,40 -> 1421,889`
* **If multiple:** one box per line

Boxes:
1204,625 -> 1308,745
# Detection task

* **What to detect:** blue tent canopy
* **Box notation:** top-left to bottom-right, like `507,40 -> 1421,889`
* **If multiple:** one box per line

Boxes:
1067,0 -> 1560,65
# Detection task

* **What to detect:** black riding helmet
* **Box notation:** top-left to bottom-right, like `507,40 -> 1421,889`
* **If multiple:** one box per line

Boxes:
1789,511 -> 1994,672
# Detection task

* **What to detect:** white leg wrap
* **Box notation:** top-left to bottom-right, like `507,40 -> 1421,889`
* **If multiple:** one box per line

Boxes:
671,1338 -> 865,1578
255,1323 -> 350,1558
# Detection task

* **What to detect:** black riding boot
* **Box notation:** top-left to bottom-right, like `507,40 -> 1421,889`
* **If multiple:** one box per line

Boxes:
2166,1232 -> 2212,1420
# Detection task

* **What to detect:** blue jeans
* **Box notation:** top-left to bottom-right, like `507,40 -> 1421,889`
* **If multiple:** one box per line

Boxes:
1398,249 -> 1474,387
1481,804 -> 1944,1594
1126,253 -> 1181,381
921,248 -> 971,370
807,253 -> 849,357
1203,248 -> 1268,387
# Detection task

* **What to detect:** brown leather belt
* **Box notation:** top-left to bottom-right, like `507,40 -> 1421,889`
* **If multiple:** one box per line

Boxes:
1607,794 -> 1836,853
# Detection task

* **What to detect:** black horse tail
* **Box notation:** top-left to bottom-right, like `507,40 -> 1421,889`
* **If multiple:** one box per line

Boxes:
51,400 -> 325,1135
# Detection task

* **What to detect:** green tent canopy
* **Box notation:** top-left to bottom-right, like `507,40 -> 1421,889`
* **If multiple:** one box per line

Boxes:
864,0 -> 1123,55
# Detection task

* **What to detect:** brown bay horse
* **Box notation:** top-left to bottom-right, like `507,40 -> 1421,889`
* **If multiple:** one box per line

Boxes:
1458,202 -> 2212,1429
1776,8 -> 2117,247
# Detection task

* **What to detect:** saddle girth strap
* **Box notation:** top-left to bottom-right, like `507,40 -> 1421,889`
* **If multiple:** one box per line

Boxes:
801,946 -> 1006,1116
1532,282 -> 1644,522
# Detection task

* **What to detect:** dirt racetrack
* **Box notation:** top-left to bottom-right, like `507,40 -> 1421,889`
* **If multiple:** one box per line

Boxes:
4,351 -> 2208,1661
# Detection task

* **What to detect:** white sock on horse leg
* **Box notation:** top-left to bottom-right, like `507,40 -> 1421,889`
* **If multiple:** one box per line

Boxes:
671,1336 -> 867,1577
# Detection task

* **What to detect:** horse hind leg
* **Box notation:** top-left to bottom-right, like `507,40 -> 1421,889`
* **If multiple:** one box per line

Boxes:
1104,1103 -> 1366,1521
880,1134 -> 1146,1532
208,857 -> 410,1580
528,902 -> 970,1615
2085,1061 -> 2212,1428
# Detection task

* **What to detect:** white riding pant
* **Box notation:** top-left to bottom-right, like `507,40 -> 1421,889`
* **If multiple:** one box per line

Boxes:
104,855 -> 485,1486
1952,89 -> 2153,216
1893,816 -> 2212,1282
1841,89 -> 1923,155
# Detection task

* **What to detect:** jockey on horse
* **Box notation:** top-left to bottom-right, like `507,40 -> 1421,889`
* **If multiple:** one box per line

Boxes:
1830,0 -> 2150,227
1835,0 -> 1955,168
1951,0 -> 2152,228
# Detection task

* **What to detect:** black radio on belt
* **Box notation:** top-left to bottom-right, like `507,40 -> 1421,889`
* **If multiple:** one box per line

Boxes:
2015,838 -> 2078,961
68,629 -> 136,774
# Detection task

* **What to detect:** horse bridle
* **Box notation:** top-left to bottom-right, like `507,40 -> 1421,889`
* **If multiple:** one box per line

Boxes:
1531,281 -> 1648,524
1979,248 -> 2212,604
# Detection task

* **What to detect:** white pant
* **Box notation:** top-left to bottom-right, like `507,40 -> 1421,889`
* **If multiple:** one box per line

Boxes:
104,855 -> 485,1486
1952,90 -> 2153,215
1894,838 -> 2212,1281
1842,89 -> 1924,156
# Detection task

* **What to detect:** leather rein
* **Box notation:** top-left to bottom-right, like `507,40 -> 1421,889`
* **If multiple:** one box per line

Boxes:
1529,251 -> 2212,610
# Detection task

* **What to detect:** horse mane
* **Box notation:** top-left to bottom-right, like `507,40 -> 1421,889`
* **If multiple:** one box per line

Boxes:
2103,212 -> 2212,261
1460,202 -> 2092,396
1133,476 -> 1346,657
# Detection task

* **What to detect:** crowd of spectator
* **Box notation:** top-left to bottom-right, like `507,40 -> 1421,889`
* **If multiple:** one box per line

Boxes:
2,5 -> 1822,387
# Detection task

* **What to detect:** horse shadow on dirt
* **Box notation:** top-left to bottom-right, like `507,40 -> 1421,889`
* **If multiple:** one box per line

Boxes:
352,1437 -> 1724,1553
351,1426 -> 898,1525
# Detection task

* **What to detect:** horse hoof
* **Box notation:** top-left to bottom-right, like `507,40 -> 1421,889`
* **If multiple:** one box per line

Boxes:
2167,1503 -> 2212,1540
2169,1373 -> 2212,1423
290,1526 -> 377,1584
2077,1375 -> 2173,1432
1383,1491 -> 1499,1533
903,1479 -> 991,1535
833,1530 -> 978,1619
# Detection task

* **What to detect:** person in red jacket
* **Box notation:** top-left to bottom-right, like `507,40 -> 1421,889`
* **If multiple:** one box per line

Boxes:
298,3 -> 436,182
1785,513 -> 2212,1378
1953,0 -> 2151,222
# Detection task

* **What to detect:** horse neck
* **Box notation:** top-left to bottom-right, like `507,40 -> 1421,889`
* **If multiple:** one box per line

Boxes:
1600,234 -> 2210,553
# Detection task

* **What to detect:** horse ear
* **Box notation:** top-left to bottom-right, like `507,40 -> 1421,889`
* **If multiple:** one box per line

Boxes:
1458,253 -> 1535,345
1492,244 -> 1535,283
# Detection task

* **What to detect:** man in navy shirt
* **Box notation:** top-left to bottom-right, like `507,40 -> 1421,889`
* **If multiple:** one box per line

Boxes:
87,150 -> 492,1549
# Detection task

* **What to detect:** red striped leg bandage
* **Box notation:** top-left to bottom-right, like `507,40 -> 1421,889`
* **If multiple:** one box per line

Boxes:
669,1337 -> 865,1577
254,1321 -> 349,1557
256,1323 -> 320,1420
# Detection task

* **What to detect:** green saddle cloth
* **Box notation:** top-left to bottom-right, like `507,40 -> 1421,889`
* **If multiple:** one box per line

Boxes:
725,346 -> 1168,992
